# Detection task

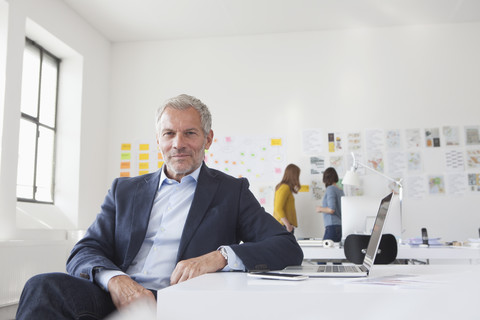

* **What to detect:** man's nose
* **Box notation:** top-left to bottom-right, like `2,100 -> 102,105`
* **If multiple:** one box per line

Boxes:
172,134 -> 185,149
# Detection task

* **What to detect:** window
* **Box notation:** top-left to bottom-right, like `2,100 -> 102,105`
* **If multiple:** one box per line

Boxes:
17,38 -> 60,203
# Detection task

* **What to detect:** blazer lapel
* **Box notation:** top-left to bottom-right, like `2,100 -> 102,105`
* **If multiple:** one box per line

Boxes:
123,170 -> 161,267
176,164 -> 220,260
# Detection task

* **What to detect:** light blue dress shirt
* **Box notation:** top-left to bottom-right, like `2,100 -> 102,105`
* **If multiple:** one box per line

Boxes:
96,165 -> 245,291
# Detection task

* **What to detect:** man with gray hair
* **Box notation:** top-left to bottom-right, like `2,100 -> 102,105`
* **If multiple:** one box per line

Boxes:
17,94 -> 303,319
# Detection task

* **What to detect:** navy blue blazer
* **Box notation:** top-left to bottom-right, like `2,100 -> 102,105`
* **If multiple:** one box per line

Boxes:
67,163 -> 303,282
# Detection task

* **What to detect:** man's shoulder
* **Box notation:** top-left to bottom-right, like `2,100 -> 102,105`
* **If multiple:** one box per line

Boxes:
114,171 -> 160,187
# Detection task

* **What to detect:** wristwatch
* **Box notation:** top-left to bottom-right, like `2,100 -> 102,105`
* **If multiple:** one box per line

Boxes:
219,246 -> 228,262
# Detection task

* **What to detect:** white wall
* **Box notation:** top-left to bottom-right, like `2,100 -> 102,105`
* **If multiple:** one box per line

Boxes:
108,23 -> 480,242
0,0 -> 111,239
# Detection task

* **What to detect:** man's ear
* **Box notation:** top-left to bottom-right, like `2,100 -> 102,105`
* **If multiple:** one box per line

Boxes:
205,130 -> 214,150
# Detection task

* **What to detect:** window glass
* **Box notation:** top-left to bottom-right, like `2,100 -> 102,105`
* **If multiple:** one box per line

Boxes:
16,119 -> 36,199
35,126 -> 54,202
17,38 -> 59,203
20,42 -> 40,117
39,54 -> 58,128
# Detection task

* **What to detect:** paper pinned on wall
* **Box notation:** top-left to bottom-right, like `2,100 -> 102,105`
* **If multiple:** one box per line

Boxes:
347,132 -> 362,151
443,126 -> 461,146
467,173 -> 480,192
406,175 -> 426,198
428,175 -> 445,194
425,128 -> 441,148
386,151 -> 406,175
302,129 -> 324,155
405,129 -> 422,149
446,173 -> 467,195
465,126 -> 480,146
467,149 -> 480,169
445,149 -> 465,172
365,128 -> 384,152
385,129 -> 402,150
407,152 -> 422,173
310,156 -> 325,175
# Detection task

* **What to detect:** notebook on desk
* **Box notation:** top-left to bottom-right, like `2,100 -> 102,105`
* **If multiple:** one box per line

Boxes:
278,192 -> 393,278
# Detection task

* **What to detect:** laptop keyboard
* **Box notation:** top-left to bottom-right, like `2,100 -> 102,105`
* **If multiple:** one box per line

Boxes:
317,265 -> 360,273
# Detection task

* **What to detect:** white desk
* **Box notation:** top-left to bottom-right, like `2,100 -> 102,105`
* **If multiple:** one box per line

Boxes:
157,265 -> 480,320
299,240 -> 480,263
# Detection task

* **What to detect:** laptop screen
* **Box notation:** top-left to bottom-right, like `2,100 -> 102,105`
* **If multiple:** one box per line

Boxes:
362,192 -> 393,270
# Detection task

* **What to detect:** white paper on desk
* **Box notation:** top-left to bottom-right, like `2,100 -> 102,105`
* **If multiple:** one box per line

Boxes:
351,274 -> 432,289
406,238 -> 442,246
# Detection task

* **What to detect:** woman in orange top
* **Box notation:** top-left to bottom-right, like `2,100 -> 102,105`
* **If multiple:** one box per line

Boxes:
274,164 -> 301,233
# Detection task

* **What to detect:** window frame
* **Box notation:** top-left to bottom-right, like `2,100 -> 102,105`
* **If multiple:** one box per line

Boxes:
17,38 -> 60,204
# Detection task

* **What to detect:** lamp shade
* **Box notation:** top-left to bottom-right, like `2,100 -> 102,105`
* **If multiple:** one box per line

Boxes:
342,170 -> 360,186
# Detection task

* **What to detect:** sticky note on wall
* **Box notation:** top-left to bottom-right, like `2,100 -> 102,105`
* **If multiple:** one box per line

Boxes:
299,185 -> 310,192
271,138 -> 282,146
121,143 -> 131,151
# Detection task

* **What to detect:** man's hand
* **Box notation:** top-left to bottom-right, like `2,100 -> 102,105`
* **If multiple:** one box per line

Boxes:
170,250 -> 227,285
108,275 -> 156,310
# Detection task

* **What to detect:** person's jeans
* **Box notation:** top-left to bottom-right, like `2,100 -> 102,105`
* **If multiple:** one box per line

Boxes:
16,272 -> 116,320
323,225 -> 342,242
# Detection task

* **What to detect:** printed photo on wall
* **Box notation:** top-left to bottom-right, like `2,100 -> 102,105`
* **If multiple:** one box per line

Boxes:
428,175 -> 445,195
465,126 -> 480,146
467,173 -> 480,192
425,128 -> 441,148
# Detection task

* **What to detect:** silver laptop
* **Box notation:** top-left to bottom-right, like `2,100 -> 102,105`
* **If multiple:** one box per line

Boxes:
278,192 -> 393,278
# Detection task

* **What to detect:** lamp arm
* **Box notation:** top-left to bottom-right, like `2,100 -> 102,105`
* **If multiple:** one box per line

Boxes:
355,161 -> 403,188
349,152 -> 404,237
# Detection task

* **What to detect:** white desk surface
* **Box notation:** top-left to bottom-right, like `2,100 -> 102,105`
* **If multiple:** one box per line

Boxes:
157,264 -> 479,320
299,240 -> 480,261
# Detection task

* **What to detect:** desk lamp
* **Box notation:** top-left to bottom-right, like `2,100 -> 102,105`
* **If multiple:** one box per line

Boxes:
342,152 -> 404,239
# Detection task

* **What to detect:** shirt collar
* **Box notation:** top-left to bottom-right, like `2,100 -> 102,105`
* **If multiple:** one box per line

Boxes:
159,164 -> 201,188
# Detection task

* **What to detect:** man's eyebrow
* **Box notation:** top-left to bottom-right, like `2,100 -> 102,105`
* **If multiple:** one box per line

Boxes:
161,127 -> 200,132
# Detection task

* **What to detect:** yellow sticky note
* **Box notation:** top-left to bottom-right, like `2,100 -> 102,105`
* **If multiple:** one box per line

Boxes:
139,144 -> 149,151
158,161 -> 164,168
139,170 -> 149,176
139,162 -> 149,170
328,142 -> 335,153
121,153 -> 131,160
271,138 -> 282,146
299,185 -> 310,192
139,153 -> 149,160
121,143 -> 131,151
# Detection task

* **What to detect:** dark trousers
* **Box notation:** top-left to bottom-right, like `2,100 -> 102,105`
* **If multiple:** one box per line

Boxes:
323,225 -> 342,242
16,272 -> 117,320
